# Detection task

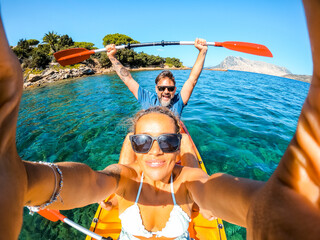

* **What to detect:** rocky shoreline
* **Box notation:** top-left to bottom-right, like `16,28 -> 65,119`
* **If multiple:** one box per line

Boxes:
282,74 -> 312,83
24,65 -> 106,89
23,65 -> 190,89
23,64 -> 311,90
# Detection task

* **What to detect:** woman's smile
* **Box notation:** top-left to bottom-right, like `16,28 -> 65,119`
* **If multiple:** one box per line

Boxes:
145,159 -> 166,168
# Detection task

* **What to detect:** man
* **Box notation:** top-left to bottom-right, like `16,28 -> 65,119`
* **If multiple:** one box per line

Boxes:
106,38 -> 208,118
105,39 -> 208,167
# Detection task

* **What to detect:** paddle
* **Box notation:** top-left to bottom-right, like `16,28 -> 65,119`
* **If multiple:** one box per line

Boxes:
38,209 -> 109,240
54,40 -> 273,66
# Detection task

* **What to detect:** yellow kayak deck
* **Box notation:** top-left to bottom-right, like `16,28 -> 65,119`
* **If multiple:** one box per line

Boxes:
86,121 -> 227,240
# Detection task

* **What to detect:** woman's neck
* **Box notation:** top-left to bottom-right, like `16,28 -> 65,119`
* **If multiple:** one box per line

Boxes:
143,172 -> 172,191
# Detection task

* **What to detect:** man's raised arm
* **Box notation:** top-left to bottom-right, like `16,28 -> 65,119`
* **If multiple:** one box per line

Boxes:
180,38 -> 208,105
106,44 -> 139,99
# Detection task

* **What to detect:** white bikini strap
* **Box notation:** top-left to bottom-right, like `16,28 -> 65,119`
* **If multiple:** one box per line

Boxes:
170,174 -> 177,205
135,172 -> 144,204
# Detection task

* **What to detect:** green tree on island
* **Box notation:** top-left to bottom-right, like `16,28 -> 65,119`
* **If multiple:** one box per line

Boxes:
165,57 -> 182,68
13,39 -> 31,60
73,42 -> 95,49
58,34 -> 74,50
98,33 -> 140,68
27,39 -> 40,46
43,31 -> 59,53
12,39 -> 51,69
12,32 -> 183,71
102,33 -> 139,46
99,33 -> 180,68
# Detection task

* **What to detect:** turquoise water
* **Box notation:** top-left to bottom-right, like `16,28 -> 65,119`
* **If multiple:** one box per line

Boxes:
17,70 -> 309,239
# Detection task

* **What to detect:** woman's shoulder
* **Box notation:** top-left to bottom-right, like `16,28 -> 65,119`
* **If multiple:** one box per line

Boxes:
118,162 -> 141,179
101,163 -> 141,182
103,163 -> 141,196
174,165 -> 208,182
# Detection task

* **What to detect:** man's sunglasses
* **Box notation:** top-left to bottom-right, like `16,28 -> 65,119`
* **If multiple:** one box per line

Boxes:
157,86 -> 175,92
129,133 -> 182,153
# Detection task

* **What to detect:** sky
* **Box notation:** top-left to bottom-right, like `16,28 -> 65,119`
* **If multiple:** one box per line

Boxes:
0,0 -> 312,75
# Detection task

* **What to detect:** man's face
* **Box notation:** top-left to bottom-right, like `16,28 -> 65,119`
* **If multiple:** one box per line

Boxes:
155,77 -> 176,107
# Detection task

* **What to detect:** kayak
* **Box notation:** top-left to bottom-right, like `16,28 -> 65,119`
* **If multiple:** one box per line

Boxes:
85,121 -> 227,240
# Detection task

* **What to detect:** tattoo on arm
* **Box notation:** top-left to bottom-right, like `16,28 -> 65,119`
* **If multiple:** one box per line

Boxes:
103,164 -> 121,187
109,56 -> 133,83
202,50 -> 207,57
120,67 -> 130,77
110,57 -> 121,65
110,57 -> 121,66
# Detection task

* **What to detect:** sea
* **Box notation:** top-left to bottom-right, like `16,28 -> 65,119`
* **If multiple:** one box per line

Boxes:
17,70 -> 310,240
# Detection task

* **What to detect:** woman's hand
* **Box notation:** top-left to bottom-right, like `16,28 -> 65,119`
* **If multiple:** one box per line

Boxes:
99,194 -> 118,211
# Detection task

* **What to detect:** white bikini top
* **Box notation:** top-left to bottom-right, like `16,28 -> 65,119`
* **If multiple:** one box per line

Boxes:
119,172 -> 191,239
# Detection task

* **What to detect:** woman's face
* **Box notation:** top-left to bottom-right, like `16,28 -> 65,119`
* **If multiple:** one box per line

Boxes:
135,112 -> 179,182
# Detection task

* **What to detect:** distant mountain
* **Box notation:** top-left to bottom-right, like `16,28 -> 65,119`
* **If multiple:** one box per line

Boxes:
211,56 -> 292,77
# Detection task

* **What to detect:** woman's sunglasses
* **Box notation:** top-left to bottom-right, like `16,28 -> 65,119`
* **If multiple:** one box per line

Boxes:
129,133 -> 182,153
157,86 -> 175,92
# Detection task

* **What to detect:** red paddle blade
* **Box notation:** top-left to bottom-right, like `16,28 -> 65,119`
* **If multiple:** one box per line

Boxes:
216,41 -> 273,57
54,48 -> 95,66
38,209 -> 65,222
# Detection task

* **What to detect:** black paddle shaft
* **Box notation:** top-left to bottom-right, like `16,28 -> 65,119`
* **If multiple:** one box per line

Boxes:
123,41 -> 181,49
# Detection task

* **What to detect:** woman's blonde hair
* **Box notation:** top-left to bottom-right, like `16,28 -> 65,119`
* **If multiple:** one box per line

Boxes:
132,106 -> 180,133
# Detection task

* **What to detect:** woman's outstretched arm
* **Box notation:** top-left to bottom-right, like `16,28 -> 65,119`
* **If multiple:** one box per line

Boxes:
0,14 -> 124,239
190,1 -> 320,239
23,162 -> 121,210
246,0 -> 320,239
186,168 -> 263,227
0,14 -> 27,239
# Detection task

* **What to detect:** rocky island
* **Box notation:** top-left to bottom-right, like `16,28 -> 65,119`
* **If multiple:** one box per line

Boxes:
12,33 -> 186,89
209,56 -> 312,83
24,63 -> 187,89
16,31 -> 311,89
23,55 -> 312,89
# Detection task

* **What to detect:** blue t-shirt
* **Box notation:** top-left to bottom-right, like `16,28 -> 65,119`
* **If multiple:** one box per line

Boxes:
137,86 -> 186,118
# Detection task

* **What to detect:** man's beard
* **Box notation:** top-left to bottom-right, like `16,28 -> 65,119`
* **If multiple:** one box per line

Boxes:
160,98 -> 171,107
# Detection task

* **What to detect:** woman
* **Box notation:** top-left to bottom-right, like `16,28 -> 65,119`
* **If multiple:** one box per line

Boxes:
25,106 -> 218,240
1,0 -> 320,239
